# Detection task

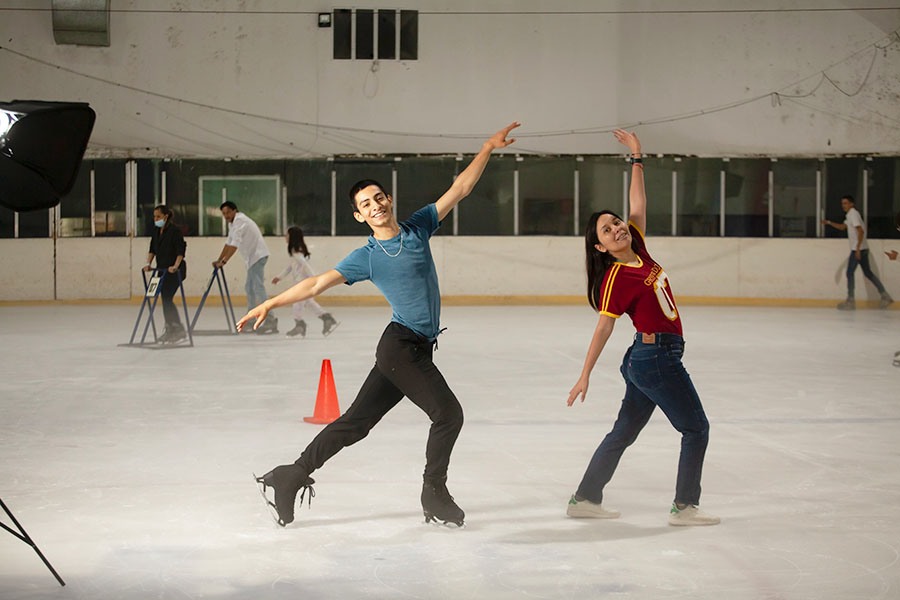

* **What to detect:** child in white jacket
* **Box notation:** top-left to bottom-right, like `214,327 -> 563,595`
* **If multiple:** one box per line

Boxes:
272,227 -> 339,337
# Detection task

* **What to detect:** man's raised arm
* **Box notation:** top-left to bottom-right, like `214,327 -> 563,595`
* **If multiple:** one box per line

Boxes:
435,122 -> 520,221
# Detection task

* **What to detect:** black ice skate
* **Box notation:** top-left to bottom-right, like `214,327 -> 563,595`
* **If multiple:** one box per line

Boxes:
421,479 -> 465,527
162,324 -> 186,344
254,464 -> 315,527
286,319 -> 307,337
320,313 -> 339,337
256,316 -> 279,335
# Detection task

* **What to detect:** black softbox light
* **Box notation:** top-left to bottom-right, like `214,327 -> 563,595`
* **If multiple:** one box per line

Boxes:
0,100 -> 96,212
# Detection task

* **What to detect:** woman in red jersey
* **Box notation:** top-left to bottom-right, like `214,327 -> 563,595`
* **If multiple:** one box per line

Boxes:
565,129 -> 719,526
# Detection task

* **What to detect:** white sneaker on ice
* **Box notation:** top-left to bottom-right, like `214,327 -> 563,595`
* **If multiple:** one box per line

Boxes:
566,494 -> 620,518
668,503 -> 720,526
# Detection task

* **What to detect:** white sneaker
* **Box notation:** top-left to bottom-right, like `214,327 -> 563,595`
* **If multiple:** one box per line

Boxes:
566,494 -> 620,518
668,503 -> 720,526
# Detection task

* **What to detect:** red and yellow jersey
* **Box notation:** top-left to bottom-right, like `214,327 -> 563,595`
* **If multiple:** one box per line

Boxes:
598,222 -> 683,335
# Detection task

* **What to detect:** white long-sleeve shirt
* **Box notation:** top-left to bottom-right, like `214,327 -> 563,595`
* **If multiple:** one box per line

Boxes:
276,252 -> 317,282
225,212 -> 270,266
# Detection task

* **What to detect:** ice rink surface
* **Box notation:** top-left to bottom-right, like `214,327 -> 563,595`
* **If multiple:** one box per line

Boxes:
1,303 -> 898,599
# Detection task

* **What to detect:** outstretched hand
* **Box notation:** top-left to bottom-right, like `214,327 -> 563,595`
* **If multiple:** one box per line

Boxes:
486,121 -> 520,150
613,128 -> 641,155
236,303 -> 269,332
887,250 -> 898,261
567,377 -> 589,406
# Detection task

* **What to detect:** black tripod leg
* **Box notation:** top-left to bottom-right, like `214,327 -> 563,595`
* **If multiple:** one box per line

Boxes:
190,267 -> 216,332
0,498 -> 65,587
219,268 -> 239,332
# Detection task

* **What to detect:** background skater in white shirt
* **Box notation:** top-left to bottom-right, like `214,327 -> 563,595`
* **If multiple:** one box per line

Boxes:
272,226 -> 339,338
213,201 -> 278,334
822,195 -> 893,310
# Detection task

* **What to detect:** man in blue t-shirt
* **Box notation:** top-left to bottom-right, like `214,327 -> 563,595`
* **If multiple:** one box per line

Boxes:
239,122 -> 520,527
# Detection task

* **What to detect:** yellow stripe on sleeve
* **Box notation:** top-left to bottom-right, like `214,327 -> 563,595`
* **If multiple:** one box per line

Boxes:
601,264 -> 620,313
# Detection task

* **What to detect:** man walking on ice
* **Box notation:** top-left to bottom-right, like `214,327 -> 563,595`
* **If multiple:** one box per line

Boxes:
239,121 -> 520,527
214,201 -> 279,334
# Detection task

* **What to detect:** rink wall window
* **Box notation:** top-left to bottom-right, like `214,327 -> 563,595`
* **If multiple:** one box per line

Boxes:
394,156 -> 458,234
773,159 -> 818,237
2,156 -> 898,240
518,157 -> 576,236
457,155 -> 516,235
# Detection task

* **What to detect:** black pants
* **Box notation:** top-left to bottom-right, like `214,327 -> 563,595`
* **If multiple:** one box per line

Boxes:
295,322 -> 464,485
159,270 -> 184,330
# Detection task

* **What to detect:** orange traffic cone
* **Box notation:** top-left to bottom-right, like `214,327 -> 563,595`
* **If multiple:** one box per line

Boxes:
304,359 -> 341,424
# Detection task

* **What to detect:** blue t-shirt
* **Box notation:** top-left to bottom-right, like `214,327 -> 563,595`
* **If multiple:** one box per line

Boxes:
335,204 -> 442,340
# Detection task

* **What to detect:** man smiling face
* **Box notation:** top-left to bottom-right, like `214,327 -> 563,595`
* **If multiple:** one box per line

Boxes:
353,184 -> 396,231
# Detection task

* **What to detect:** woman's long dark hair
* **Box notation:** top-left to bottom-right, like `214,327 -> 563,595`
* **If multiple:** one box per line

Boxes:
287,226 -> 310,258
584,210 -> 640,311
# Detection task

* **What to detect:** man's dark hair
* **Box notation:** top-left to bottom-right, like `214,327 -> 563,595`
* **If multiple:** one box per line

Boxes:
841,195 -> 855,205
220,200 -> 238,211
348,179 -> 387,211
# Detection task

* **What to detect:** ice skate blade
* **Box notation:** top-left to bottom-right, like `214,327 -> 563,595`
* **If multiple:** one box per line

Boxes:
423,512 -> 465,528
252,472 -> 287,527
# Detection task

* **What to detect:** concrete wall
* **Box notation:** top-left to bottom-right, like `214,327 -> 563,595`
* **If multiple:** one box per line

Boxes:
0,239 -> 55,300
1,1 -> 899,158
57,237 -> 133,300
3,237 -> 898,305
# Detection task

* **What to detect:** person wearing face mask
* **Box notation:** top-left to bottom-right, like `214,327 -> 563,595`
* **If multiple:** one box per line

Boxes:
143,205 -> 187,344
565,129 -> 718,527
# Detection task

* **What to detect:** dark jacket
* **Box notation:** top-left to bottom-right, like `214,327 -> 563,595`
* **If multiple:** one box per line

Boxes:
149,223 -> 187,278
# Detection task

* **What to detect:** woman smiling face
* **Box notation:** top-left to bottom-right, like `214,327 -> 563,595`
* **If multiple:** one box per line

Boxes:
594,213 -> 632,257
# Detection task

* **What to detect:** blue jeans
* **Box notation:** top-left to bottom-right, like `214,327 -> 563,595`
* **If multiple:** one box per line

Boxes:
576,333 -> 710,506
846,249 -> 886,298
245,256 -> 269,311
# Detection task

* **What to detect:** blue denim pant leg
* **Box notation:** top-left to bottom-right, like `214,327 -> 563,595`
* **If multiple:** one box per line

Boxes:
576,336 -> 710,506
626,337 -> 710,505
846,250 -> 887,297
245,256 -> 268,311
575,345 -> 656,504
846,251 -> 859,298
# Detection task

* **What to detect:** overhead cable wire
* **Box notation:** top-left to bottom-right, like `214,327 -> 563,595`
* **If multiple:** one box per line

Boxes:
782,96 -> 900,132
1,26 -> 898,140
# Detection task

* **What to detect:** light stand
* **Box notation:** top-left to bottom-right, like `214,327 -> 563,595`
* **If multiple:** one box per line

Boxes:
0,497 -> 65,586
